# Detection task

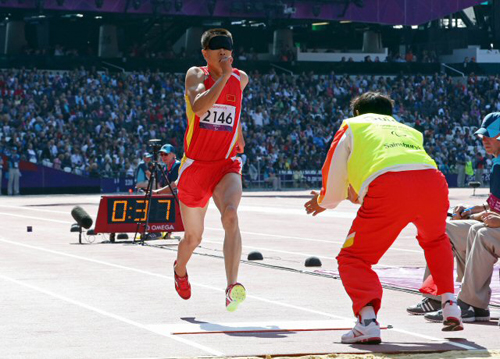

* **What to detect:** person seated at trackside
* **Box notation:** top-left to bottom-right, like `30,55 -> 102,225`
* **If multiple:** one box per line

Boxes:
407,112 -> 500,324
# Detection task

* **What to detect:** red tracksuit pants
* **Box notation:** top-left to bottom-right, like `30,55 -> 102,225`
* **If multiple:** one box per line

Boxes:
336,169 -> 455,317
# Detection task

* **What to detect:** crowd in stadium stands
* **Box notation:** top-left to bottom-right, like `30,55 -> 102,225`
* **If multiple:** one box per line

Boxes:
21,43 -> 442,64
0,67 -> 496,187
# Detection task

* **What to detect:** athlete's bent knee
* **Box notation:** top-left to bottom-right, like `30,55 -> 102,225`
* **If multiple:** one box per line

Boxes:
221,205 -> 239,230
183,232 -> 202,249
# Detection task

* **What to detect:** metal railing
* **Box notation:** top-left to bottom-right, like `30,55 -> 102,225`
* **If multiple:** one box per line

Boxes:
102,61 -> 125,73
441,63 -> 465,77
271,63 -> 294,75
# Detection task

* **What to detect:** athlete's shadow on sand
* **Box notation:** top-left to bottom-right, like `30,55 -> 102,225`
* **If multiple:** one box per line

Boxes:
344,339 -> 488,355
180,317 -> 295,338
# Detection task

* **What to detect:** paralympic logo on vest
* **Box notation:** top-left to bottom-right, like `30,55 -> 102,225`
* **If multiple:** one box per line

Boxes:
383,142 -> 423,150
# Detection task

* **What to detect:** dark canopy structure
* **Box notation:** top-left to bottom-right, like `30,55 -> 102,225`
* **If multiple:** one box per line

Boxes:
0,0 -> 486,26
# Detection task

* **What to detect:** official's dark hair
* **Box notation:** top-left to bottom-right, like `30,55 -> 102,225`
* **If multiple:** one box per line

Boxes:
350,92 -> 395,116
201,28 -> 233,49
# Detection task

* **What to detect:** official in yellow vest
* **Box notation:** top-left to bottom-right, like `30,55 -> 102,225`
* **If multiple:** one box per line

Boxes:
304,92 -> 463,344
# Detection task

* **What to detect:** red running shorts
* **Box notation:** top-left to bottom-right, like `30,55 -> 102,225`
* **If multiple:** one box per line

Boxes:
177,156 -> 242,208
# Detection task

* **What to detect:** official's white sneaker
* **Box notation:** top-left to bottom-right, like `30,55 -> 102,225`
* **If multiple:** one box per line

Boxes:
341,319 -> 381,344
441,300 -> 464,331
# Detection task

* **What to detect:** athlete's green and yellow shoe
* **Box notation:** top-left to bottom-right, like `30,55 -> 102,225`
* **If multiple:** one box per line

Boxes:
225,283 -> 246,312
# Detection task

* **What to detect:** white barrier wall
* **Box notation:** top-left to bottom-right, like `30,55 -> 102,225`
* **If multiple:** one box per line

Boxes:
297,47 -> 388,62
98,25 -> 119,58
5,21 -> 27,55
440,45 -> 500,63
273,28 -> 294,57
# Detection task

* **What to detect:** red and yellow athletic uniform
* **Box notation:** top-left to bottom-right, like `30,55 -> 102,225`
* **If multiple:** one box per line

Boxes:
177,67 -> 243,207
319,113 -> 455,317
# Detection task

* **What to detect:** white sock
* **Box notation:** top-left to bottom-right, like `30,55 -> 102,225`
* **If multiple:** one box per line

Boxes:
441,292 -> 456,305
359,305 -> 376,323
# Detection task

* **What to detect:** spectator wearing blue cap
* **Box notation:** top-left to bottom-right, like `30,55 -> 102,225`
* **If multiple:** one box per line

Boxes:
135,152 -> 153,190
408,112 -> 500,326
154,144 -> 180,194
7,147 -> 20,196
152,144 -> 181,240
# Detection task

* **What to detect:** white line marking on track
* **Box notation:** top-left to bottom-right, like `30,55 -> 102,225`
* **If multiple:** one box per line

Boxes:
0,210 -> 405,268
0,273 -> 224,356
0,212 -> 72,224
201,237 -> 400,268
205,227 -> 423,254
0,207 -> 423,254
0,204 -> 76,214
237,204 -> 356,219
0,237 -> 475,351
391,328 -> 476,350
206,226 -> 337,244
0,203 -> 354,217
0,237 -> 348,319
0,203 -> 354,219
148,319 -> 357,335
203,238 -> 334,261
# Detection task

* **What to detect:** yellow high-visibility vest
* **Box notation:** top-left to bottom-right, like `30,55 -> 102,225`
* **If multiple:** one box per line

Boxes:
465,161 -> 474,176
346,113 -> 437,194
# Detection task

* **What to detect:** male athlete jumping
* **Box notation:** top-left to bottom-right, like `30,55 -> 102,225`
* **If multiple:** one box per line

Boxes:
173,28 -> 249,312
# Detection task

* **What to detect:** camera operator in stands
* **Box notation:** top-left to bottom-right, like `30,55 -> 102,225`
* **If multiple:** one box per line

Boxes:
135,152 -> 153,190
156,143 -> 181,240
154,144 -> 180,194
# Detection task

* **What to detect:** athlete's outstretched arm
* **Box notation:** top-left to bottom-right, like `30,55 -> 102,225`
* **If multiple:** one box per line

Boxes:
185,60 -> 232,117
305,125 -> 351,216
239,70 -> 249,91
235,70 -> 248,153
236,121 -> 245,153
304,191 -> 326,216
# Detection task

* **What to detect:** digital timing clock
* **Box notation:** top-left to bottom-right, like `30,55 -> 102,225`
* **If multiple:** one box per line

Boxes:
94,195 -> 184,234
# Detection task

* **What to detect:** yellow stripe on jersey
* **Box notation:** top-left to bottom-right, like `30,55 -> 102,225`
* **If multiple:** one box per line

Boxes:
184,93 -> 197,151
225,132 -> 239,159
177,155 -> 194,183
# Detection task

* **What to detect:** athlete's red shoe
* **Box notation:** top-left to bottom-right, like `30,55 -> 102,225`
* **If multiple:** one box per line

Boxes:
173,261 -> 191,300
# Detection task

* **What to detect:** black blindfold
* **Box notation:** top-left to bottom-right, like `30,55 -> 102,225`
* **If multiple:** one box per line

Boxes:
207,36 -> 233,51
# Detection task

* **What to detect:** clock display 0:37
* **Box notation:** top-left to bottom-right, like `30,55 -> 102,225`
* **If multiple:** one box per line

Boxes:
106,198 -> 176,224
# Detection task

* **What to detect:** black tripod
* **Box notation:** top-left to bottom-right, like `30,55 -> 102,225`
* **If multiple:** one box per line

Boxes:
134,140 -> 180,244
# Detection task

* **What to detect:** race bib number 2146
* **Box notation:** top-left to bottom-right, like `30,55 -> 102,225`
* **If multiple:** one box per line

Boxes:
199,104 -> 236,132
